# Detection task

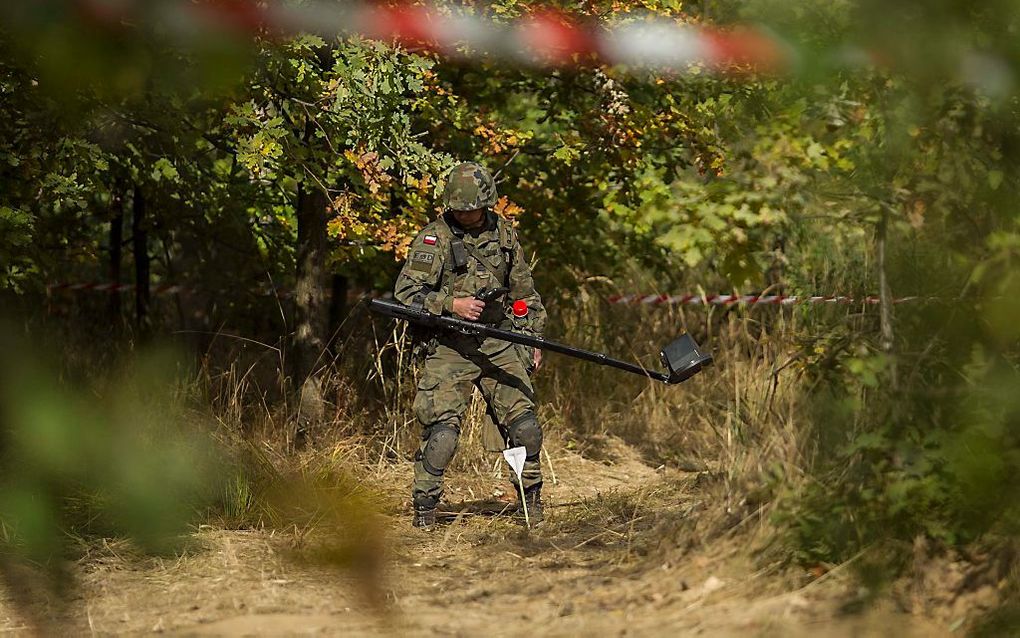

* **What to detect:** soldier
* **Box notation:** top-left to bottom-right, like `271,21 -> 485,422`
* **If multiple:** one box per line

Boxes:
394,161 -> 546,529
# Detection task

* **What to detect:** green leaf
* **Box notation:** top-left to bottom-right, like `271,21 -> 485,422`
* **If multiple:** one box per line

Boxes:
552,145 -> 580,165
151,158 -> 180,183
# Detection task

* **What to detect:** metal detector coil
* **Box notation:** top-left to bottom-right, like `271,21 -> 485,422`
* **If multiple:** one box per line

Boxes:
660,334 -> 714,384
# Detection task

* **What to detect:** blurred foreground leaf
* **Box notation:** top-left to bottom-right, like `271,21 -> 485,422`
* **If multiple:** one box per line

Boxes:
0,333 -> 220,567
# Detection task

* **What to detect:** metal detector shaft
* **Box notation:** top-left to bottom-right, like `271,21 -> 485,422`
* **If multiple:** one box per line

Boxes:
369,298 -> 711,384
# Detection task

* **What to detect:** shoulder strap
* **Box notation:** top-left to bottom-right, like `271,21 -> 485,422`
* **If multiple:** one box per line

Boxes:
498,217 -> 516,250
434,216 -> 465,298
497,217 -> 516,287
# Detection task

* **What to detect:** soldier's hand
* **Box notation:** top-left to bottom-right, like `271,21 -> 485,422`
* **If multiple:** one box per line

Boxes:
452,297 -> 485,321
533,349 -> 543,371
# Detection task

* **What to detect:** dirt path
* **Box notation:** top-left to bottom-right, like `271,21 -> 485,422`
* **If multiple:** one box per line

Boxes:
0,439 -> 948,636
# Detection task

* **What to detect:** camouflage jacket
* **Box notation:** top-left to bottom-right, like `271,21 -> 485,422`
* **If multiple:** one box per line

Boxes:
394,211 -> 546,337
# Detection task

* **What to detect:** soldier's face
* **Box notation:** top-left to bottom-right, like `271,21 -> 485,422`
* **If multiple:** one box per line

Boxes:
452,208 -> 486,229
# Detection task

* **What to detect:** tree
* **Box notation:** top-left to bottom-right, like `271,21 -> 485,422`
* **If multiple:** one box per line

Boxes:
225,35 -> 452,434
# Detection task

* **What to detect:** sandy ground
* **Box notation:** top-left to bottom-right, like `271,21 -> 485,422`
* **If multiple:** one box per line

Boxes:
0,439 -> 953,637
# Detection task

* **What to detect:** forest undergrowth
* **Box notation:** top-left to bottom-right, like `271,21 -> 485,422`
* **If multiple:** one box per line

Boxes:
114,287 -> 1016,634
0,282 -> 1017,635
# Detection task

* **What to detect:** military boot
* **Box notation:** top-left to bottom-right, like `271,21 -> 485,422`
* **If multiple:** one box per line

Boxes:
413,505 -> 436,529
519,483 -> 544,526
412,495 -> 438,529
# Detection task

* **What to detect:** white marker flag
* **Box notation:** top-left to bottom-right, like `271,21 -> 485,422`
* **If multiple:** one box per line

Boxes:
502,446 -> 527,480
502,446 -> 531,528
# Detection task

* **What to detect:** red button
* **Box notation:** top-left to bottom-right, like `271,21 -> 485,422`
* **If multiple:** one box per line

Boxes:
512,300 -> 529,317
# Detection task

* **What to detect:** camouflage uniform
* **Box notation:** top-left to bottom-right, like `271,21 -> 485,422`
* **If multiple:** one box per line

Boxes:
394,163 -> 546,517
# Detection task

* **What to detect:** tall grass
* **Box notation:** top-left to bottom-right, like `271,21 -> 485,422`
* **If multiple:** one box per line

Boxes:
8,277 -> 1017,632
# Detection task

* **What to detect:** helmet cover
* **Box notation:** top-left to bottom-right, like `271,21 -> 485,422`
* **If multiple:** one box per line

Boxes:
442,161 -> 498,211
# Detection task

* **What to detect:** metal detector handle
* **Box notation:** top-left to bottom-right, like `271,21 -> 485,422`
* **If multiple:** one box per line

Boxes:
474,286 -> 510,303
368,298 -> 711,385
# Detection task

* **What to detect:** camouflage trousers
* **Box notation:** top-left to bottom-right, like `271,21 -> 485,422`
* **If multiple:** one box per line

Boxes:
412,335 -> 542,506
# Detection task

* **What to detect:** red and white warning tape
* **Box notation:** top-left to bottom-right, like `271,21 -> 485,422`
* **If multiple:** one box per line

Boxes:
71,0 -> 789,73
606,294 -> 927,306
45,282 -> 292,298
46,281 -> 191,295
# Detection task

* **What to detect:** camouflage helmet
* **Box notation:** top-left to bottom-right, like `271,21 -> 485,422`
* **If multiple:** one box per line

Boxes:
442,161 -> 498,211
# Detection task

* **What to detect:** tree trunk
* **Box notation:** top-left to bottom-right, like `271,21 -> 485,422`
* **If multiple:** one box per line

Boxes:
327,273 -> 349,354
132,185 -> 151,338
877,208 -> 894,354
108,188 -> 124,329
293,179 -> 330,383
877,206 -> 897,388
292,177 -> 330,442
765,235 -> 787,291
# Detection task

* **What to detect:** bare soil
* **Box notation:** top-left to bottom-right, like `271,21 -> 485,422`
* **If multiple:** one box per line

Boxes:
0,438 -> 955,636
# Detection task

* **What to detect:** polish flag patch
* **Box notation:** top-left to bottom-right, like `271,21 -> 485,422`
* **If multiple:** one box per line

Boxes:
423,235 -> 438,246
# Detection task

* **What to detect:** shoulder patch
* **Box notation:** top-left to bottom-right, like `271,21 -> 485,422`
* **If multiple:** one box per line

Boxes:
409,249 -> 436,273
423,234 -> 438,246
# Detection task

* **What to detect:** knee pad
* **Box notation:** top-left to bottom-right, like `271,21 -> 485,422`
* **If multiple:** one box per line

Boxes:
421,424 -> 459,476
508,412 -> 542,461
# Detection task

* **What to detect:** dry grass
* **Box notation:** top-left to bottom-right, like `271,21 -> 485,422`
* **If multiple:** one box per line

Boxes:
13,291 -> 980,630
188,286 -> 821,554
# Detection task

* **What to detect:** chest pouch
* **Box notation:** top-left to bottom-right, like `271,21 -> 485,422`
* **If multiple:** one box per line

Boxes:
450,238 -> 469,271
